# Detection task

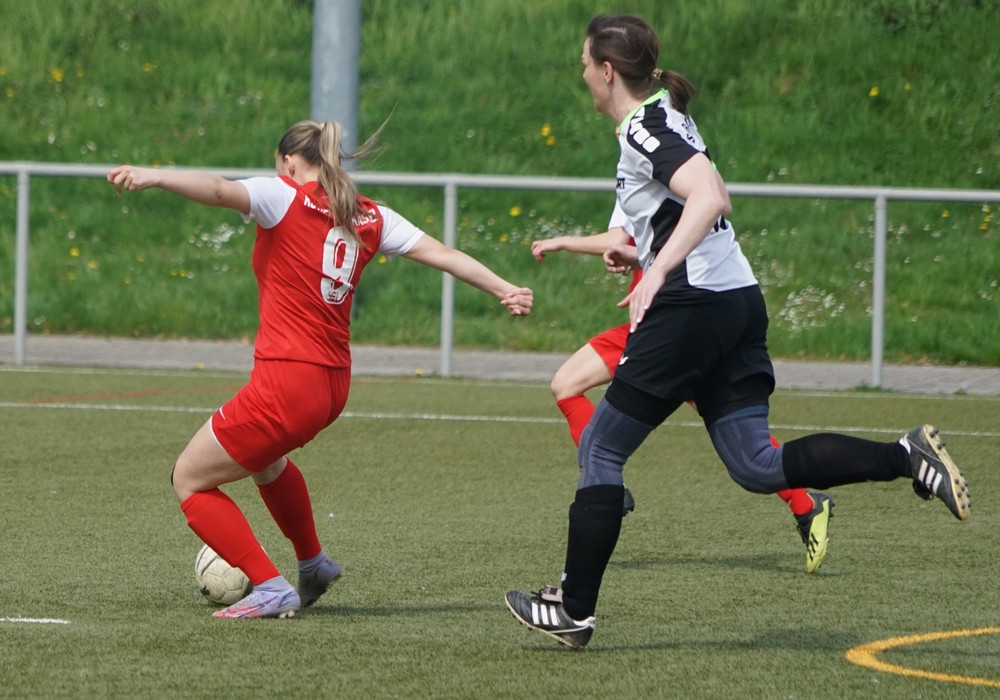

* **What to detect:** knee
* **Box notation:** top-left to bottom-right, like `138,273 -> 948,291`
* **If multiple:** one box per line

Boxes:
172,450 -> 213,502
708,415 -> 787,494
548,376 -> 562,400
576,432 -> 624,488
575,407 -> 637,488
171,455 -> 193,502
723,463 -> 777,494
716,442 -> 787,493
252,457 -> 287,486
549,370 -> 574,401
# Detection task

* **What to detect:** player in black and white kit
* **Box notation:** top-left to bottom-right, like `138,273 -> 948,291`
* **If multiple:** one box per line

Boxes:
505,13 -> 972,650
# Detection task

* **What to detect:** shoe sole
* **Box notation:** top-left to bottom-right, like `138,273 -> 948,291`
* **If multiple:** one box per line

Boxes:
213,607 -> 299,619
211,590 -> 302,619
504,595 -> 588,650
914,425 -> 970,521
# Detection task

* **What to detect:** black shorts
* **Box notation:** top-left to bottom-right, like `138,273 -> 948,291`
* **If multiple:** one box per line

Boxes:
607,285 -> 775,426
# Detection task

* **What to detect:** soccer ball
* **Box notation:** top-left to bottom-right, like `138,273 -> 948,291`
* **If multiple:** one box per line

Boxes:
194,544 -> 252,606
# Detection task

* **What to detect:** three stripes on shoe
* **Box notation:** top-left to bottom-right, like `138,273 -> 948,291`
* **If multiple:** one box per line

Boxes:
914,457 -> 944,495
530,600 -> 564,628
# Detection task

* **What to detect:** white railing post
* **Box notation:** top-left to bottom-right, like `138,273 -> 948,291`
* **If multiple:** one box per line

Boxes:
871,194 -> 888,388
14,169 -> 30,364
439,180 -> 458,377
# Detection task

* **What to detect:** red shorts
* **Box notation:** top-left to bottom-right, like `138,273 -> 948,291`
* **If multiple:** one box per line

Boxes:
211,360 -> 350,472
587,323 -> 630,376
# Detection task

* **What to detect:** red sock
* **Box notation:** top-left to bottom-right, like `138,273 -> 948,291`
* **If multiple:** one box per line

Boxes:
777,488 -> 816,516
769,434 -> 817,516
556,395 -> 596,447
256,459 -> 322,561
181,489 -> 280,584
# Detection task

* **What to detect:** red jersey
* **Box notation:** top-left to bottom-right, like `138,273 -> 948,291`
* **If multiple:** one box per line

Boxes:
240,176 -> 423,367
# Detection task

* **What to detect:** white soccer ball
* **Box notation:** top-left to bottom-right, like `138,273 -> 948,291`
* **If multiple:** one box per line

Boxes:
194,544 -> 252,606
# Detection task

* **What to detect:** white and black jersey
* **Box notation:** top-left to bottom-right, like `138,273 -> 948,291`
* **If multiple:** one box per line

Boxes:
615,89 -> 756,297
605,89 -> 774,419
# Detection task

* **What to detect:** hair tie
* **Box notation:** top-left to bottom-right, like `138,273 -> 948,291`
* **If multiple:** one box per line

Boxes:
651,68 -> 664,81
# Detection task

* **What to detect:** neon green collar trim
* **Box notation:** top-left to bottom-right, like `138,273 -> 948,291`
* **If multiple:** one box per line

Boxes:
618,89 -> 668,133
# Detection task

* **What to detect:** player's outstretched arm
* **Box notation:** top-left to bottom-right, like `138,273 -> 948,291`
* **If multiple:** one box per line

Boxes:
603,243 -> 640,275
402,235 -> 533,316
107,165 -> 251,214
530,227 -> 630,262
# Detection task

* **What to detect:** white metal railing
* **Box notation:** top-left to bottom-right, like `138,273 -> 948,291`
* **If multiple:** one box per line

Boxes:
3,161 -> 1000,384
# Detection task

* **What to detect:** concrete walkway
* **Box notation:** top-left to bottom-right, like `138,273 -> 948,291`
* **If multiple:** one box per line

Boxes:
3,334 -> 1000,396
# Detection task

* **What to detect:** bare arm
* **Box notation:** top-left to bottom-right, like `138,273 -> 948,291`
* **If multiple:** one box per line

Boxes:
402,235 -> 533,316
619,153 -> 731,329
530,227 -> 631,262
603,242 -> 640,274
107,165 -> 251,215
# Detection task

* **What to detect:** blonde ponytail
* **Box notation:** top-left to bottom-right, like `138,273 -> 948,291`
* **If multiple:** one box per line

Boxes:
316,122 -> 361,243
276,117 -> 390,245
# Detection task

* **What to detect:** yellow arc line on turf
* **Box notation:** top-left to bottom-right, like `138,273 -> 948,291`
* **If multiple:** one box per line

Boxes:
845,627 -> 1000,688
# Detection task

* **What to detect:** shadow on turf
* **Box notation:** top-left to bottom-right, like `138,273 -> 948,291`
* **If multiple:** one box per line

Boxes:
610,552 -> 841,576
258,603 -> 860,656
301,602 -> 495,617
253,601 -> 862,655
517,627 -> 860,654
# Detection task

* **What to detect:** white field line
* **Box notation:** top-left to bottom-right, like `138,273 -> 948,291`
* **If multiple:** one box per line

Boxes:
0,365 -> 243,380
4,365 -> 1000,400
0,617 -> 71,624
1,400 -> 999,438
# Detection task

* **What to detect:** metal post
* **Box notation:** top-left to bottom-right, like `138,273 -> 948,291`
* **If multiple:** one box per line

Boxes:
871,194 -> 887,388
14,170 -> 29,364
439,181 -> 457,377
310,0 -> 360,157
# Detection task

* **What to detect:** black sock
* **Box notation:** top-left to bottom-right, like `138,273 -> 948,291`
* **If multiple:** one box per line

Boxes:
782,433 -> 910,489
561,484 -> 624,620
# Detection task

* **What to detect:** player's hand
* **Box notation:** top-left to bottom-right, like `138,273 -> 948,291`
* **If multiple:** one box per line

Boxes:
501,287 -> 534,316
618,269 -> 664,331
603,243 -> 638,276
107,165 -> 159,195
530,238 -> 564,263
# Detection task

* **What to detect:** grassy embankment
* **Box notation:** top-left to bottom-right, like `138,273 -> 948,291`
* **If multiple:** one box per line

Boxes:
0,0 -> 997,363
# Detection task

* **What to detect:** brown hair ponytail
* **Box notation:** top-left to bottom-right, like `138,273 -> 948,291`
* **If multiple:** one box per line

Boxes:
587,14 -> 696,115
652,68 -> 695,115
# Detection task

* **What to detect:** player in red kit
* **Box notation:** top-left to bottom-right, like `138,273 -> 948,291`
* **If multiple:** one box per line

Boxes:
108,119 -> 533,619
